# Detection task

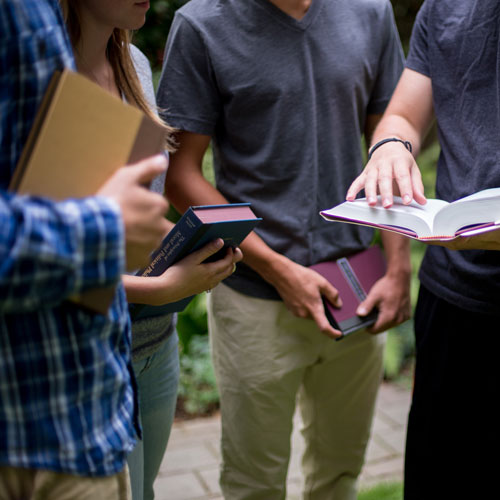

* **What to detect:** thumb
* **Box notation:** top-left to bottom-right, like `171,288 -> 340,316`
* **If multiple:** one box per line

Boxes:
129,154 -> 168,184
356,295 -> 376,317
190,238 -> 225,263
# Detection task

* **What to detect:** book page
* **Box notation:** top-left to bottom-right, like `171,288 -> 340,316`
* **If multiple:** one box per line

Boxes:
434,188 -> 500,236
321,196 -> 448,238
451,187 -> 500,203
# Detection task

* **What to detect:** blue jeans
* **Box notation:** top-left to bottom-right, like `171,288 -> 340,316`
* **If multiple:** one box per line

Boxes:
127,331 -> 180,500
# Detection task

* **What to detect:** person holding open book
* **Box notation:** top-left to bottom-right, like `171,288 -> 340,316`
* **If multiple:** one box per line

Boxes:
345,1 -> 500,498
157,0 -> 411,498
59,1 -> 243,499
0,0 -> 173,499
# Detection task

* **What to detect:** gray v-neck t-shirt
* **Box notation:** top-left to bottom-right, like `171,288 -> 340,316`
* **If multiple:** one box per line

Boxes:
158,0 -> 404,299
406,0 -> 500,313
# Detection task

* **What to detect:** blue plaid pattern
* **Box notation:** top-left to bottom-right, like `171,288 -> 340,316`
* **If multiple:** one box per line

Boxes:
0,0 -> 137,476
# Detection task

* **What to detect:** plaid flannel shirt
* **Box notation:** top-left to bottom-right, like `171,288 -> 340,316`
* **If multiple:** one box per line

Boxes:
0,0 -> 138,476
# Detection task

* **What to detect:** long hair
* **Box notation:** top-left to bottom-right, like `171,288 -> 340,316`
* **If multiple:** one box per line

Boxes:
60,1 -> 176,152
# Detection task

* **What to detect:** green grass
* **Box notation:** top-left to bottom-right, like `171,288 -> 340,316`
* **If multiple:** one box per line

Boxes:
358,482 -> 403,500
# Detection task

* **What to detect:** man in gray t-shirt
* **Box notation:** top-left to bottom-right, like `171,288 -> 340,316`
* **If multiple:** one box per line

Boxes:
158,0 -> 410,497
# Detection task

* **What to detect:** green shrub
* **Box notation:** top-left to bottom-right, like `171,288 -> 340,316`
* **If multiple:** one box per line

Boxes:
133,0 -> 188,72
358,482 -> 403,500
177,333 -> 219,416
176,293 -> 208,353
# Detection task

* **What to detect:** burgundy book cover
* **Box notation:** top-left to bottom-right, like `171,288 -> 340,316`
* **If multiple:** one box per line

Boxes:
310,246 -> 386,338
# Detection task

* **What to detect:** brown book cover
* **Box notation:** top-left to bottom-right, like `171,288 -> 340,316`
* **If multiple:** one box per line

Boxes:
11,69 -> 165,198
10,69 -> 166,313
310,246 -> 387,339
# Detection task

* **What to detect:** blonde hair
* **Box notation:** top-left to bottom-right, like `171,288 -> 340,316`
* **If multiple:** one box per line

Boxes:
60,0 -> 176,152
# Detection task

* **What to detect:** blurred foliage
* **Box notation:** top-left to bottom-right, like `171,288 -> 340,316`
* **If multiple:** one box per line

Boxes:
359,481 -> 403,500
177,334 -> 219,416
177,292 -> 208,353
390,0 -> 425,52
133,0 -> 188,72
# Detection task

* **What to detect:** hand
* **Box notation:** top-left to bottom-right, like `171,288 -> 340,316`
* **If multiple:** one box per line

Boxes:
356,270 -> 411,334
98,154 -> 169,270
161,240 -> 243,299
346,142 -> 426,208
130,239 -> 243,305
267,256 -> 343,339
426,227 -> 500,251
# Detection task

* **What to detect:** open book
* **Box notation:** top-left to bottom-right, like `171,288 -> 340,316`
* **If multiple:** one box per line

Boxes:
320,188 -> 500,241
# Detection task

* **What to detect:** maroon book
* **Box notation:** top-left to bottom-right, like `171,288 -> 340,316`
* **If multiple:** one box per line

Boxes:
310,246 -> 386,339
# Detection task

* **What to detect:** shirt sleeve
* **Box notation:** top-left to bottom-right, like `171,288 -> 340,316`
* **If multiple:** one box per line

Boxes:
130,44 -> 167,195
367,0 -> 405,115
0,191 -> 125,313
130,44 -> 156,110
156,12 -> 221,135
405,0 -> 431,77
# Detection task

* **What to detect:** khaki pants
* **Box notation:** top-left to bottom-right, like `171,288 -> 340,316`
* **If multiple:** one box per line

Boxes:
0,465 -> 131,500
208,283 -> 385,500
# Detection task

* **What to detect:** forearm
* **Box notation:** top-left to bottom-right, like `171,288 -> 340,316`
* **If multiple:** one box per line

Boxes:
122,274 -> 180,305
380,230 -> 411,282
348,71 -> 434,207
370,68 -> 434,155
0,193 -> 124,312
168,173 -> 286,284
166,168 -> 228,212
370,114 -> 426,158
166,146 -> 286,285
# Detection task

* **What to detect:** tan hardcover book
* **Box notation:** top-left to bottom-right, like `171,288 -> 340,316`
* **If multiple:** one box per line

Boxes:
10,68 -> 164,197
10,69 -> 166,313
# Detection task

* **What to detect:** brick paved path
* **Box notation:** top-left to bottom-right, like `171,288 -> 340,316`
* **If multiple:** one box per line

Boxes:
154,382 -> 411,499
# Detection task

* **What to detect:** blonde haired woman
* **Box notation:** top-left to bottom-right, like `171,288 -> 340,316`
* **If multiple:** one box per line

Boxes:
60,2 -> 242,499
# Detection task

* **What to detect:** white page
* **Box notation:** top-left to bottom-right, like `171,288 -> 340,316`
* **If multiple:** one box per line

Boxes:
451,187 -> 500,204
322,196 -> 449,237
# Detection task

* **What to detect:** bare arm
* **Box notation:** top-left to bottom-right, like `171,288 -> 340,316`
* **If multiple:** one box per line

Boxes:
348,70 -> 500,251
123,239 -> 242,304
347,69 -> 434,208
166,131 -> 343,338
352,114 -> 412,333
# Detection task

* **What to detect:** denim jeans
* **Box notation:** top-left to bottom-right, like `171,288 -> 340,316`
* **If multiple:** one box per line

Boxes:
127,331 -> 180,500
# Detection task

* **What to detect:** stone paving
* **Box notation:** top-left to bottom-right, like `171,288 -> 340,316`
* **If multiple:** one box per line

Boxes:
154,382 -> 412,500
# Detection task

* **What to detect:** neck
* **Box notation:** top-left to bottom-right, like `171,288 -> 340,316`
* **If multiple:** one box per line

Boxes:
73,9 -> 119,97
268,0 -> 312,20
